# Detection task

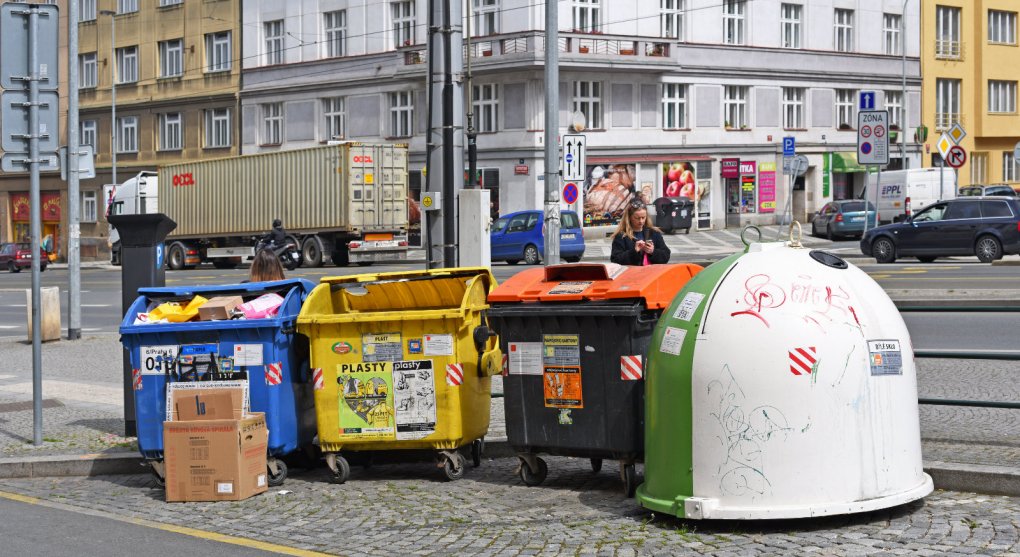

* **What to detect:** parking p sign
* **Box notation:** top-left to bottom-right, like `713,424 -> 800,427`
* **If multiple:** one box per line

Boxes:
783,137 -> 796,156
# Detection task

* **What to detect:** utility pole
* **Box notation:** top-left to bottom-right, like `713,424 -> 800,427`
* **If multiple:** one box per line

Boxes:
542,0 -> 561,265
68,0 -> 81,340
465,0 -> 476,189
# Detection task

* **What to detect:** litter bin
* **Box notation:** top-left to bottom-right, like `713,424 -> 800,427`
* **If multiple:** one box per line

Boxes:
653,197 -> 694,234
487,262 -> 701,496
637,239 -> 933,519
119,278 -> 317,487
296,267 -> 503,483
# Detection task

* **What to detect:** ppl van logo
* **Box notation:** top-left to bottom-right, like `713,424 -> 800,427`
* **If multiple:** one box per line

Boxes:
881,185 -> 902,196
332,341 -> 353,355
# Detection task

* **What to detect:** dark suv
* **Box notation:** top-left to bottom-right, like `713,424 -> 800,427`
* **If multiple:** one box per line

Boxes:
860,197 -> 1020,263
959,184 -> 1018,197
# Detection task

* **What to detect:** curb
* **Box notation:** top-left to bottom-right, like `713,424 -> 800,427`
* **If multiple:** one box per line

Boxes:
0,452 -> 143,479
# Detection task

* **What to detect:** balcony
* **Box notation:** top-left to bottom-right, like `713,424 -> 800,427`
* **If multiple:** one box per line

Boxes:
934,39 -> 964,61
935,112 -> 964,132
402,31 -> 674,66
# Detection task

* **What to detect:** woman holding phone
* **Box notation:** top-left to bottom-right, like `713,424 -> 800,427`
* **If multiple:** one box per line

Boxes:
610,200 -> 671,266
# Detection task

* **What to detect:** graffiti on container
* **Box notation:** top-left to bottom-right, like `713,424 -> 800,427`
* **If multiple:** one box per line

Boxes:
707,364 -> 795,496
731,273 -> 861,331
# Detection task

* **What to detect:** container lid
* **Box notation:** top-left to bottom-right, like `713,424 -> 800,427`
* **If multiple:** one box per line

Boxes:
487,263 -> 701,308
306,267 -> 495,317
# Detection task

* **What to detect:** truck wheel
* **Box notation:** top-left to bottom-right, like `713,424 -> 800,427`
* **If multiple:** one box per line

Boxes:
331,248 -> 350,267
167,243 -> 187,270
302,236 -> 325,267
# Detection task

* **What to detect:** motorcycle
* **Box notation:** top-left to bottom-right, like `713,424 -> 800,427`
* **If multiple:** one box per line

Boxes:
255,236 -> 302,271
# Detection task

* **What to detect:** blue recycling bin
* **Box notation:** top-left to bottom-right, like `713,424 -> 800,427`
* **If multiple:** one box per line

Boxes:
119,278 -> 316,487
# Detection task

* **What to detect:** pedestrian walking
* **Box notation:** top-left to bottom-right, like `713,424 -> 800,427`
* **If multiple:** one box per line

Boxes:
610,200 -> 671,266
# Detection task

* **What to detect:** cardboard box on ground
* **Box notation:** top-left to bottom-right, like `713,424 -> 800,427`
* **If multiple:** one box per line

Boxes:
163,387 -> 268,502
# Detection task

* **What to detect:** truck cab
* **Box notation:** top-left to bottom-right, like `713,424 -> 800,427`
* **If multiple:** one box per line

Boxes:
108,171 -> 158,264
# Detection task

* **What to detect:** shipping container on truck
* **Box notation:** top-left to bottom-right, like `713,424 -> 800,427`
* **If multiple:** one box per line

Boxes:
109,143 -> 409,269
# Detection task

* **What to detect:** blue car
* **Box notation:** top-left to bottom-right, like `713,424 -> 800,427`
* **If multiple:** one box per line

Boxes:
490,210 -> 585,264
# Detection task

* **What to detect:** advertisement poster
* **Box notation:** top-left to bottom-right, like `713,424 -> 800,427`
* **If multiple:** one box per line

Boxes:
583,164 -> 637,227
362,333 -> 403,363
543,334 -> 583,409
758,162 -> 777,213
392,360 -> 437,440
697,180 -> 712,222
662,162 -> 700,200
337,362 -> 395,440
740,175 -> 757,213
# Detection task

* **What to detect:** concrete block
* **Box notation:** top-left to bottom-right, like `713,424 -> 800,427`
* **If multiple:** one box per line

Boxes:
25,286 -> 60,342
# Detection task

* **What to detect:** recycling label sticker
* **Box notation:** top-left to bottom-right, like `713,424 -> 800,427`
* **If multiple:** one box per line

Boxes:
868,339 -> 903,376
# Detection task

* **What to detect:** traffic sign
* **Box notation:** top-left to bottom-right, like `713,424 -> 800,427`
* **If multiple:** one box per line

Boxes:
421,191 -> 442,211
0,3 -> 59,90
859,91 -> 876,110
1,89 -> 59,153
936,133 -> 953,159
857,110 -> 889,165
562,182 -> 579,205
946,145 -> 967,168
947,122 -> 967,144
783,155 -> 809,176
562,134 -> 586,181
782,137 -> 796,156
1,151 -> 58,173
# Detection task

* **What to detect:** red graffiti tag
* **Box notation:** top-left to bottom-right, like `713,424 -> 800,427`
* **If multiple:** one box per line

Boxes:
731,274 -> 787,327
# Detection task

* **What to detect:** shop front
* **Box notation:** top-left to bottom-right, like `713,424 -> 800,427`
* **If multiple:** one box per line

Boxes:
827,152 -> 869,200
723,158 -> 779,229
9,191 -> 62,261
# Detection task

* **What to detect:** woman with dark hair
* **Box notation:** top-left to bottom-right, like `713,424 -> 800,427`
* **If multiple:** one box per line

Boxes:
249,248 -> 286,282
610,200 -> 670,266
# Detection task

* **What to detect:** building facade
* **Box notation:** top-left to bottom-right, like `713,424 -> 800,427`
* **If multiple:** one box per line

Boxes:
921,1 -> 1020,188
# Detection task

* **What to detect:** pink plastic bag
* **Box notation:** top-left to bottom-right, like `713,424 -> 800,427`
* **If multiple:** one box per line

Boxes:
238,292 -> 284,319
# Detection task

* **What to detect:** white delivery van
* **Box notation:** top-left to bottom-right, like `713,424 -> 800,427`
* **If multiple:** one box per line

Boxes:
869,168 -> 957,224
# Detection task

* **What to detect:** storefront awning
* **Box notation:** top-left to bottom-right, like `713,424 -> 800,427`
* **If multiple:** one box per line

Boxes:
831,152 -> 867,173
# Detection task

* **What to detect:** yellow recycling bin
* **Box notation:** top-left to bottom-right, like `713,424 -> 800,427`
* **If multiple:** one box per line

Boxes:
296,267 -> 502,483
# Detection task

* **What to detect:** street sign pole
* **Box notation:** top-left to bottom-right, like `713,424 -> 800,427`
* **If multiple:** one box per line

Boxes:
68,0 -> 81,340
28,5 -> 44,447
542,2 -> 560,266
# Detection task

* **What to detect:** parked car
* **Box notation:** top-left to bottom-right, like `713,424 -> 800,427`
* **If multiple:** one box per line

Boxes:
959,184 -> 1018,197
0,242 -> 48,272
490,210 -> 585,265
860,197 -> 1020,263
810,200 -> 877,240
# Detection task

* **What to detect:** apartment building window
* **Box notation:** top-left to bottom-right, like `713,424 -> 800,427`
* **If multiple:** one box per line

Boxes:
780,4 -> 801,48
660,0 -> 684,41
116,46 -> 138,84
835,89 -> 855,128
79,53 -> 97,88
971,153 -> 987,185
81,191 -> 97,223
722,0 -> 745,45
159,0 -> 183,6
886,91 -> 903,128
159,113 -> 182,151
80,0 -> 96,22
935,78 -> 961,130
264,20 -> 284,65
472,84 -> 499,133
573,0 -> 600,33
834,9 -> 854,52
204,108 -> 231,148
573,81 -> 603,129
783,87 -> 804,129
723,85 -> 748,128
989,80 -> 1017,113
116,116 -> 138,153
936,6 -> 961,59
205,31 -> 232,72
989,10 -> 1017,45
662,83 -> 688,129
324,10 -> 346,57
158,39 -> 183,78
1003,152 -> 1018,182
80,120 -> 96,148
473,0 -> 499,36
261,103 -> 283,145
323,97 -> 346,140
117,0 -> 137,14
389,92 -> 413,137
883,13 -> 901,55
391,1 -> 415,48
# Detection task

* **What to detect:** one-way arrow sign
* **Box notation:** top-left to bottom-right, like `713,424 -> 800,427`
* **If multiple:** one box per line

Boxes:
563,134 -> 586,181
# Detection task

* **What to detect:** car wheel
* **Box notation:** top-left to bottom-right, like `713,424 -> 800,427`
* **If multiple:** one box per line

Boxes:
563,256 -> 581,263
811,221 -> 820,237
826,224 -> 837,241
917,256 -> 937,263
975,235 -> 1003,263
523,244 -> 541,265
873,237 -> 897,264
8,261 -> 19,273
505,259 -> 519,265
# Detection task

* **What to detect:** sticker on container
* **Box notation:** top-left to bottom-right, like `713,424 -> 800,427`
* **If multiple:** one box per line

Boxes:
140,345 -> 179,375
362,333 -> 403,362
548,281 -> 593,295
673,292 -> 706,322
543,365 -> 583,408
336,361 -> 395,440
233,344 -> 263,366
179,343 -> 221,380
446,363 -> 465,386
331,341 -> 354,355
407,339 -> 423,354
264,362 -> 283,386
558,409 -> 573,425
216,482 -> 234,494
620,355 -> 643,381
132,368 -> 142,391
868,340 -> 903,376
165,380 -> 250,422
218,357 -> 234,374
788,347 -> 817,377
660,326 -> 687,356
424,333 -> 454,356
257,474 -> 267,488
392,360 -> 437,440
312,368 -> 324,391
508,342 -> 543,375
543,334 -> 580,367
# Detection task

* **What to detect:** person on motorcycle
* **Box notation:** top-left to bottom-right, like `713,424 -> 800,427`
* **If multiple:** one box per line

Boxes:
267,218 -> 287,248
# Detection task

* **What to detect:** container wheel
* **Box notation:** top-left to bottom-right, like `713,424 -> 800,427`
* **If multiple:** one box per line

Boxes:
442,452 -> 466,481
471,438 -> 484,467
590,458 -> 603,474
328,454 -> 351,484
268,458 -> 288,487
519,456 -> 548,486
622,463 -> 637,498
150,463 -> 166,488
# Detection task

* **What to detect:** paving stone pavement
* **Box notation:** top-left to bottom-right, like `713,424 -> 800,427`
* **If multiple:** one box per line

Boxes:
2,458 -> 1020,556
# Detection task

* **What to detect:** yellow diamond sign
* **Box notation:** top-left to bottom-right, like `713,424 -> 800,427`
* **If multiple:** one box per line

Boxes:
936,133 -> 953,158
948,122 -> 967,144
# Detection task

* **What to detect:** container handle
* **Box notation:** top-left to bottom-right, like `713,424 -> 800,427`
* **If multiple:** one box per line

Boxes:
740,225 -> 762,247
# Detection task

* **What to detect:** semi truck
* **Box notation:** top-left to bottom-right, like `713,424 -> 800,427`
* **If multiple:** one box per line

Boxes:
108,143 -> 409,269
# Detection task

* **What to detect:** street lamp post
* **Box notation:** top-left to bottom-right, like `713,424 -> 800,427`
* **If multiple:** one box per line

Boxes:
901,0 -> 908,169
100,10 -> 116,186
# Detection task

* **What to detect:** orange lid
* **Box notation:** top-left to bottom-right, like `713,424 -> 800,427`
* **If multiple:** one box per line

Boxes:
487,263 -> 702,309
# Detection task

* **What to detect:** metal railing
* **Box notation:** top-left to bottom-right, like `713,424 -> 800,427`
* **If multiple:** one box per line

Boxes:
934,39 -> 964,60
402,31 -> 673,65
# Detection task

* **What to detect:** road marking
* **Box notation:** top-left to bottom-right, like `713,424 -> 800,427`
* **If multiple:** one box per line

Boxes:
80,304 -> 111,308
700,233 -> 735,247
0,489 -> 334,557
0,325 -> 18,330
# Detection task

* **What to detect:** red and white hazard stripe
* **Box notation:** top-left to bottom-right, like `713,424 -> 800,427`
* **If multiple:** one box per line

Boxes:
501,354 -> 509,377
789,347 -> 817,376
620,355 -> 643,381
265,362 -> 283,386
132,368 -> 142,391
312,368 -> 324,391
446,363 -> 464,386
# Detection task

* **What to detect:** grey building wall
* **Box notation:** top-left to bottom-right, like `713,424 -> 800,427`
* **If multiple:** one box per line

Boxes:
503,83 -> 526,129
611,84 -> 632,128
755,89 -> 780,128
286,101 -> 316,142
695,86 -> 720,128
811,89 -> 834,128
348,95 -> 381,138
